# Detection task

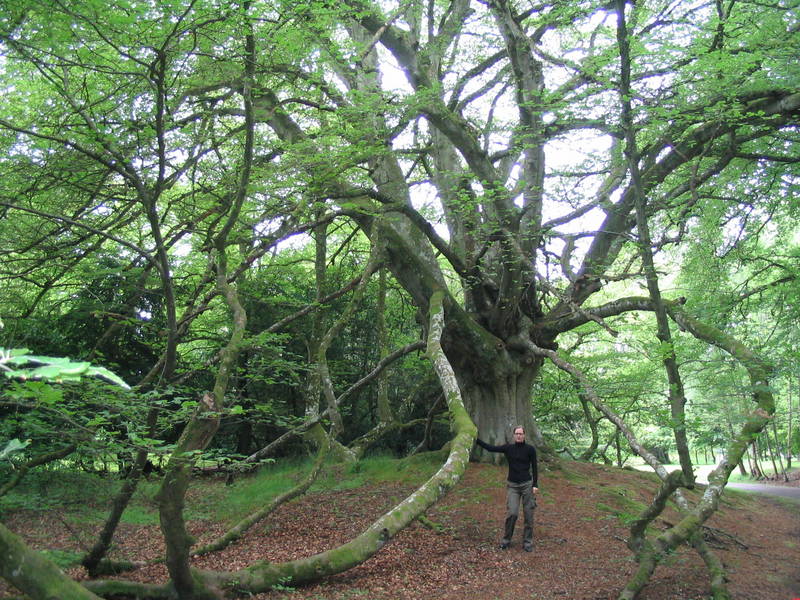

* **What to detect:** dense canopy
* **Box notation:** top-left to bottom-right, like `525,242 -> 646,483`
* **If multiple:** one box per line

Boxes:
1,0 -> 798,598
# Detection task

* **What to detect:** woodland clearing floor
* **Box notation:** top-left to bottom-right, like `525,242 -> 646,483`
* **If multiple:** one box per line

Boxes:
2,460 -> 800,600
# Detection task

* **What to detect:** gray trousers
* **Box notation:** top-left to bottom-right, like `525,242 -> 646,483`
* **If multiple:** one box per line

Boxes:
502,480 -> 536,547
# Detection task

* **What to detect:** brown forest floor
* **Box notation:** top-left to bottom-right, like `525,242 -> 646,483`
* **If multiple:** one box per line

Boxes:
3,460 -> 800,600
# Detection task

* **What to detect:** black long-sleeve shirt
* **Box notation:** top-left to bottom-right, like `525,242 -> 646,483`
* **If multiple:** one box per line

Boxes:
477,438 -> 538,486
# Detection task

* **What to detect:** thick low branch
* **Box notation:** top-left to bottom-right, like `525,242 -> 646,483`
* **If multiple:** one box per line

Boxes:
0,522 -> 103,600
619,312 -> 775,600
627,469 -> 685,554
198,289 -> 477,594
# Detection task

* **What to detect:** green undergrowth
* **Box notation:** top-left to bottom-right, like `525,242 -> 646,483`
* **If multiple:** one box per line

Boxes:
0,451 -> 448,530
190,458 -> 308,524
0,467 -> 121,516
594,484 -> 649,526
311,450 -> 445,493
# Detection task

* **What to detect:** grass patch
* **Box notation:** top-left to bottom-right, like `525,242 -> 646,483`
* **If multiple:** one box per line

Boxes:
193,457 -> 314,524
40,548 -> 83,569
592,484 -> 648,526
312,451 -> 442,493
556,463 -> 590,484
119,502 -> 160,525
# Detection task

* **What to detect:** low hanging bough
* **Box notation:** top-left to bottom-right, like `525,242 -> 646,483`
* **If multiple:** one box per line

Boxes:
615,303 -> 776,600
526,299 -> 774,600
197,289 -> 477,595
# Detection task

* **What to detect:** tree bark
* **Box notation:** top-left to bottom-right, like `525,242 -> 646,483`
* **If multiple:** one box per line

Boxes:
578,390 -> 601,461
376,267 -> 393,424
788,375 -> 794,470
0,522 -> 104,600
466,362 -> 543,461
615,0 -> 694,487
155,392 -> 223,600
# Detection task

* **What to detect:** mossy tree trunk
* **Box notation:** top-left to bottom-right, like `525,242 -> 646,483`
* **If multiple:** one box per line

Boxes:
0,522 -> 104,600
198,290 -> 478,595
155,392 -> 224,600
154,86 -> 252,596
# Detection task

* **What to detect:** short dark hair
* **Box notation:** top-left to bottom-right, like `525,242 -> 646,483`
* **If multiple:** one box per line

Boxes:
513,426 -> 525,434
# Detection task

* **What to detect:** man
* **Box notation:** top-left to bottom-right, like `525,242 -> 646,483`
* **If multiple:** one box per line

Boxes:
476,426 -> 538,552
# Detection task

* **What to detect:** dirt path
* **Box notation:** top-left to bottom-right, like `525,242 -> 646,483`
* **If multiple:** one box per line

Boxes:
728,482 -> 800,499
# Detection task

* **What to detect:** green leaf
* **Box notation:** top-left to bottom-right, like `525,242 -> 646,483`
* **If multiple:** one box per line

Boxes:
1,348 -> 130,389
86,366 -> 131,390
1,438 -> 31,461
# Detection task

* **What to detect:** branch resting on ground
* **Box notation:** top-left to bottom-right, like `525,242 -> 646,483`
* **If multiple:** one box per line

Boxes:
196,289 -> 478,594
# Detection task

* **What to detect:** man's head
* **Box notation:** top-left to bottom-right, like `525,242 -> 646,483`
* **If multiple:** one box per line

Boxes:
513,426 -> 525,442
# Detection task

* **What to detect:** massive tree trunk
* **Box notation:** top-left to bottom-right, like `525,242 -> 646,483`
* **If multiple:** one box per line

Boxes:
458,357 -> 543,451
254,1 -> 800,463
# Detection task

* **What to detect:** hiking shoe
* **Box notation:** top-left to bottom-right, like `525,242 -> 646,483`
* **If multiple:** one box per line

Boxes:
523,545 -> 533,553
499,542 -> 510,550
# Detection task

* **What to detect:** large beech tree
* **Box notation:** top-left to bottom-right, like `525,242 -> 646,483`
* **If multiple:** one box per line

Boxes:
237,0 -> 798,446
1,0 -> 799,598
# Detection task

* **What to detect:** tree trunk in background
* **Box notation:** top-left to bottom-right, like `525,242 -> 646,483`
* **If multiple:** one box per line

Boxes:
616,0 -> 694,487
303,216 -> 332,449
579,391 -> 600,461
770,420 -> 788,481
765,427 -> 781,479
788,376 -> 794,470
236,420 -> 253,456
376,267 -> 394,425
749,441 -> 764,479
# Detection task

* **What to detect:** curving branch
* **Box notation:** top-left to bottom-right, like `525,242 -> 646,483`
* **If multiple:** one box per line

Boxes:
520,297 -> 774,600
197,289 -> 478,593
